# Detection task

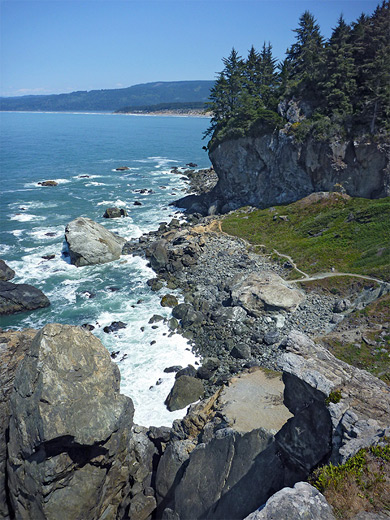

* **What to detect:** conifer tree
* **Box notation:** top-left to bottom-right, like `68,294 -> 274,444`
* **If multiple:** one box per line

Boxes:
258,42 -> 279,109
285,11 -> 325,99
322,15 -> 356,116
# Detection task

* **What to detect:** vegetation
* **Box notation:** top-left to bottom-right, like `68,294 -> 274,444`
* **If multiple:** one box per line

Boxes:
221,194 -> 390,281
205,2 -> 389,149
115,101 -> 208,114
0,81 -> 214,112
320,293 -> 390,383
311,440 -> 390,518
325,390 -> 342,406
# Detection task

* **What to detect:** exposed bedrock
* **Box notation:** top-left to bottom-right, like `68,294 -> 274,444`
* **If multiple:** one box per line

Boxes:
7,323 -> 135,520
176,134 -> 390,214
65,216 -> 126,266
155,330 -> 390,520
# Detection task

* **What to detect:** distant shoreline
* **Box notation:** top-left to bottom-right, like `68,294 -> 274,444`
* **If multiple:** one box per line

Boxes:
0,110 -> 211,118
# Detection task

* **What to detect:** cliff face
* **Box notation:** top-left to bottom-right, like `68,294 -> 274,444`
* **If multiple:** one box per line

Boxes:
177,132 -> 390,215
209,133 -> 390,214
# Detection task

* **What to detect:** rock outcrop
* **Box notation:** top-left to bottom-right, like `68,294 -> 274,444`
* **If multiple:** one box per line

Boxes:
176,134 -> 390,214
278,330 -> 390,464
0,328 -> 36,520
0,259 -> 15,281
7,323 -> 134,520
155,330 -> 390,520
65,217 -> 126,266
0,280 -> 50,314
244,482 -> 336,520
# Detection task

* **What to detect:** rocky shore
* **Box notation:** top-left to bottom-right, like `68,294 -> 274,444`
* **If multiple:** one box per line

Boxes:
122,167 -> 390,403
1,166 -> 389,519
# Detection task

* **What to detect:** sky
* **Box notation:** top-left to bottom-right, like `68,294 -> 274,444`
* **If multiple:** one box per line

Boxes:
0,0 -> 381,97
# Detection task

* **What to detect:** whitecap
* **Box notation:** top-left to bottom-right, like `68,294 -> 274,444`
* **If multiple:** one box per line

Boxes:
10,213 -> 43,222
85,182 -> 106,186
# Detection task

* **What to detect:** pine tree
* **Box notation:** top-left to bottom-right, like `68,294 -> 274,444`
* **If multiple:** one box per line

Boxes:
360,1 -> 390,133
322,15 -> 356,116
258,42 -> 279,109
285,11 -> 325,99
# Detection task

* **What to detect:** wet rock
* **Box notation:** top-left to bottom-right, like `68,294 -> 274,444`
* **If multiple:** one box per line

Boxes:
0,281 -> 50,315
103,207 -> 128,218
146,240 -> 169,271
165,375 -> 205,411
176,365 -> 197,379
161,294 -> 179,308
103,321 -> 127,333
81,323 -> 95,331
147,278 -> 164,291
0,259 -> 15,281
168,317 -> 179,331
38,180 -> 58,186
41,254 -> 55,260
164,366 -> 183,374
7,324 -> 134,520
149,314 -> 164,324
134,201 -> 142,206
115,166 -> 130,171
65,217 -> 126,266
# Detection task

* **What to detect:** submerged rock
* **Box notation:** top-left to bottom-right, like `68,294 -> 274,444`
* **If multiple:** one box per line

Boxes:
7,323 -> 134,520
65,216 -> 126,266
0,280 -> 50,315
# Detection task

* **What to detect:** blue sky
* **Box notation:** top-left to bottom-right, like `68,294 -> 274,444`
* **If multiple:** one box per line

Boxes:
0,0 -> 380,97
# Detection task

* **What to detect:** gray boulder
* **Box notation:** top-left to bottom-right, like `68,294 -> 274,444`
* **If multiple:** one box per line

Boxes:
146,239 -> 169,271
0,259 -> 15,281
165,376 -> 205,411
7,323 -> 134,520
65,217 -> 126,266
244,482 -> 336,520
0,280 -> 50,314
230,272 -> 304,315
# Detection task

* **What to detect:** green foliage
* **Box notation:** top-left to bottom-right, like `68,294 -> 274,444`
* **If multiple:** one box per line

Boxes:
205,2 -> 390,147
222,195 -> 390,281
325,390 -> 342,406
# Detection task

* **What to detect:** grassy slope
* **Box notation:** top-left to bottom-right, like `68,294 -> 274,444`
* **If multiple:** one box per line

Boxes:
222,194 -> 390,281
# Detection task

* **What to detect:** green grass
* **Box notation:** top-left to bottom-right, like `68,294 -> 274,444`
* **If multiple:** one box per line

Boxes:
311,439 -> 390,519
222,194 -> 390,281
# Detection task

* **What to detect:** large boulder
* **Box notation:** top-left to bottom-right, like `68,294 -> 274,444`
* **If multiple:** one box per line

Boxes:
7,324 -> 134,520
65,217 -> 126,266
165,376 -> 205,411
230,272 -> 304,315
244,482 -> 336,520
0,259 -> 15,281
0,329 -> 36,520
0,280 -> 50,314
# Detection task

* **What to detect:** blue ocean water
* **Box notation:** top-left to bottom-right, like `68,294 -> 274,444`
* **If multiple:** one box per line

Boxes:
0,111 -> 211,426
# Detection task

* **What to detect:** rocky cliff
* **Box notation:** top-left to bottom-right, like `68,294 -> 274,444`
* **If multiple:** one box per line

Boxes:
177,132 -> 390,215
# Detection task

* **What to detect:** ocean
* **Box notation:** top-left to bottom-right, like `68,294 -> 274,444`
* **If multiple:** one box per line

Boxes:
0,111 -> 211,426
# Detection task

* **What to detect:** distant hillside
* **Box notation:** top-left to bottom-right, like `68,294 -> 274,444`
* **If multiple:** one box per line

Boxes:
0,81 -> 214,112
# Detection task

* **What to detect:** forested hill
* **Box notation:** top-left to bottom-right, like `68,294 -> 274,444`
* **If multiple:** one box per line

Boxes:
0,81 -> 214,112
